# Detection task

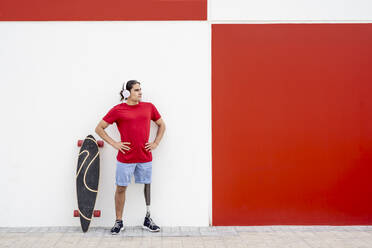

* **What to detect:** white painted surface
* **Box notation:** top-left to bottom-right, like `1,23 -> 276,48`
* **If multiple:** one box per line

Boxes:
210,0 -> 372,21
0,22 -> 211,227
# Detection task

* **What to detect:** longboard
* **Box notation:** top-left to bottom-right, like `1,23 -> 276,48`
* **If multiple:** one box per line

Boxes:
75,135 -> 103,232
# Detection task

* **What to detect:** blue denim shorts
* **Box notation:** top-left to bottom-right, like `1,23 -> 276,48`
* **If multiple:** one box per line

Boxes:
116,160 -> 152,186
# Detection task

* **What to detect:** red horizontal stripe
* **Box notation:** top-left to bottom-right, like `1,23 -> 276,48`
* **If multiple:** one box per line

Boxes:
0,0 -> 206,21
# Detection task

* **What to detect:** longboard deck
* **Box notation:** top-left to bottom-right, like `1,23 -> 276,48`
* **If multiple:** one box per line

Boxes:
76,135 -> 100,232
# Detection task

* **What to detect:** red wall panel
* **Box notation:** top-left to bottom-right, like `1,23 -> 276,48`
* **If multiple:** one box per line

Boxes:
0,0 -> 206,21
212,24 -> 372,225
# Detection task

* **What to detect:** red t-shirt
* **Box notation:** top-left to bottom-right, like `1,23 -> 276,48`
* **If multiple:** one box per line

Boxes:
102,101 -> 161,163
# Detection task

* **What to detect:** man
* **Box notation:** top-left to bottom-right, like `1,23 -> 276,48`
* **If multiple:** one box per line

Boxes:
95,80 -> 166,235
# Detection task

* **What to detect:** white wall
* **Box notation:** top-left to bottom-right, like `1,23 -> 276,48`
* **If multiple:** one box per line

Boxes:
0,21 -> 211,227
209,0 -> 372,21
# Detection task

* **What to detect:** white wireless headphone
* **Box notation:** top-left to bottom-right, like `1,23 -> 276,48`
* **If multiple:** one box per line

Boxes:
122,82 -> 130,99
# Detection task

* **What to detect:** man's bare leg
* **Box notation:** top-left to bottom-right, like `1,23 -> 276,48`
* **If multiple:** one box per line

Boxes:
115,185 -> 127,220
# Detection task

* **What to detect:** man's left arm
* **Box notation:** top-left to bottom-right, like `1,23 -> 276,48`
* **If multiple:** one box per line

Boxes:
145,118 -> 166,151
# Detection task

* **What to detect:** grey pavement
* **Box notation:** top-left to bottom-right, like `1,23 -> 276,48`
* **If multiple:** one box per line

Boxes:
1,226 -> 372,247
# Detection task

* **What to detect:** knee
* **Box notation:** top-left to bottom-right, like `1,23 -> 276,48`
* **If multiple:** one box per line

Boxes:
116,186 -> 127,193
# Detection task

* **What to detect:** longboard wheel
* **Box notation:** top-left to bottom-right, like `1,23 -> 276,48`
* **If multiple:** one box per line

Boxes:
97,141 -> 104,147
93,210 -> 101,217
77,140 -> 83,147
73,210 -> 79,217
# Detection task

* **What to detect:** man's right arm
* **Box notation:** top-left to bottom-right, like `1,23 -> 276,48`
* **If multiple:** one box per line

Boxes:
95,120 -> 117,147
95,120 -> 130,154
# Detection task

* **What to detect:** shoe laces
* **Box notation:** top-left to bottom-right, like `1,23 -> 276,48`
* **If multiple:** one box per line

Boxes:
147,217 -> 156,227
114,221 -> 122,229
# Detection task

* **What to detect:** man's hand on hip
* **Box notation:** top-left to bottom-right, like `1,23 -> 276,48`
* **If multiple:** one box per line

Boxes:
113,141 -> 131,154
145,142 -> 158,152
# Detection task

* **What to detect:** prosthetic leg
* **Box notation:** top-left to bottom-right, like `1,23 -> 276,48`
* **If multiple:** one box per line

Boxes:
144,183 -> 151,217
143,183 -> 160,231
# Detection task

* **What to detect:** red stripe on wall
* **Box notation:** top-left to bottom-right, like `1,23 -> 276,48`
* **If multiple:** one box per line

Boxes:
212,24 -> 372,225
0,0 -> 206,21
